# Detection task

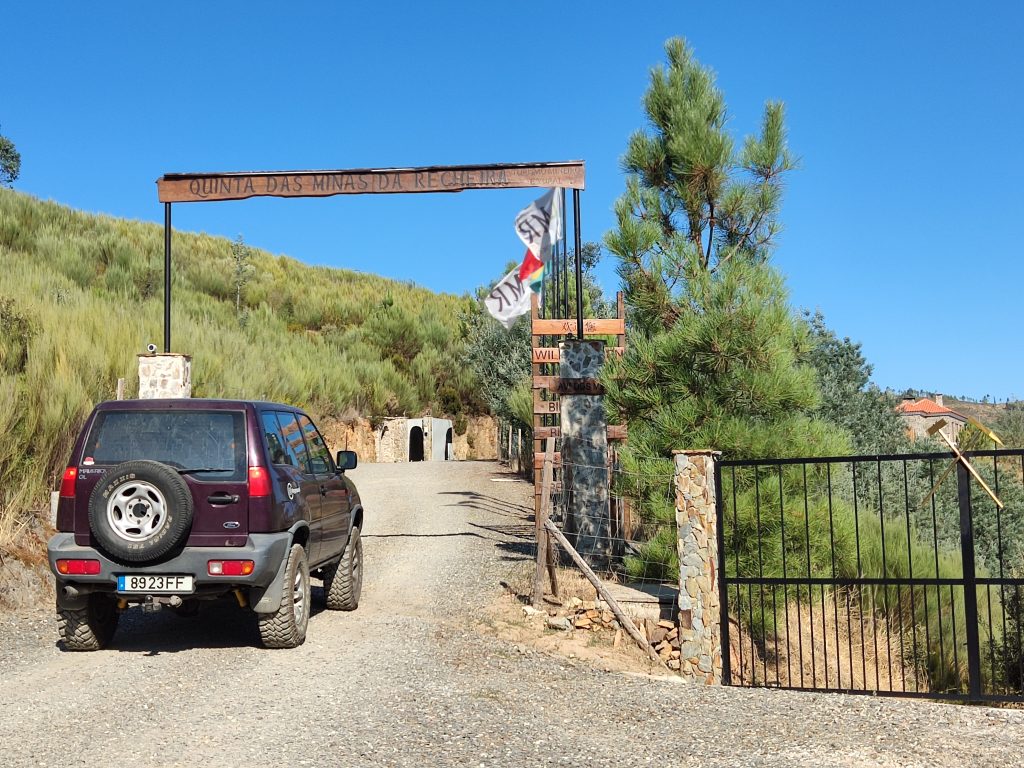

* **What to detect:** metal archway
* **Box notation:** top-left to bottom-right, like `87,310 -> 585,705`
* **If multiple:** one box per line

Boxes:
155,161 -> 586,352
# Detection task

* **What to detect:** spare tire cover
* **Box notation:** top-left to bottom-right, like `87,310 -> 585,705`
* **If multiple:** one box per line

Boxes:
88,460 -> 194,564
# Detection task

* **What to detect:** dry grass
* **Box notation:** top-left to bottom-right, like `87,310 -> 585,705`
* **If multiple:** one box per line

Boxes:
729,589 -> 924,693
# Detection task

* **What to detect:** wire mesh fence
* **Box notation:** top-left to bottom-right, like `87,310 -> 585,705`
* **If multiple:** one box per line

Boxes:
546,444 -> 678,593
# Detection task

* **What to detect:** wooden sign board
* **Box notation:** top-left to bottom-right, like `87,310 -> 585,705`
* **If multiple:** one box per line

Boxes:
532,376 -> 605,395
532,347 -> 624,364
534,453 -> 562,470
534,425 -> 628,440
531,318 -> 625,336
157,161 -> 585,203
533,391 -> 560,414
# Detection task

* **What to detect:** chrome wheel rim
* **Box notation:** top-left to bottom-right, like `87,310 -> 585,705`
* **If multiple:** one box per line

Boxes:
106,481 -> 168,542
352,538 -> 362,596
292,567 -> 306,624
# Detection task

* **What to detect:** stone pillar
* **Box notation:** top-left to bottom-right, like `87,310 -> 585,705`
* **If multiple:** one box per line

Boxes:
559,340 -> 609,568
674,449 -> 722,684
137,353 -> 192,399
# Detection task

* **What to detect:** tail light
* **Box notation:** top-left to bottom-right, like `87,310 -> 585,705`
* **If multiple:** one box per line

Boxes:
56,559 -> 101,575
248,466 -> 270,498
59,467 -> 78,498
208,560 -> 255,576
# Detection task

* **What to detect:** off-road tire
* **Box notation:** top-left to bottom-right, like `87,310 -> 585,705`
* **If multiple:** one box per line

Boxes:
57,593 -> 119,651
88,460 -> 193,565
324,526 -> 362,611
258,543 -> 310,649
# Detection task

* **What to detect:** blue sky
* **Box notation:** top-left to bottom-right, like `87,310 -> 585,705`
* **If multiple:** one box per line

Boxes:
4,2 -> 1023,400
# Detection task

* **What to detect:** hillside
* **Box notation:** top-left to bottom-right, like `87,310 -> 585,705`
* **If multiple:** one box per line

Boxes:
943,397 -> 1007,429
0,188 -> 484,556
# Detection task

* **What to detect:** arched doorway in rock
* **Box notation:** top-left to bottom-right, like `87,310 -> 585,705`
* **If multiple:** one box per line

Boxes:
409,426 -> 424,462
445,428 -> 453,460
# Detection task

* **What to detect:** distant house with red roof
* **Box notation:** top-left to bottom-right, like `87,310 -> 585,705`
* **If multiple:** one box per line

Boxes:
897,394 -> 967,443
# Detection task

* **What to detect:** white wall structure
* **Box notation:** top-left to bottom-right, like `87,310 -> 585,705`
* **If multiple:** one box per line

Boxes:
377,417 -> 454,462
137,353 -> 192,399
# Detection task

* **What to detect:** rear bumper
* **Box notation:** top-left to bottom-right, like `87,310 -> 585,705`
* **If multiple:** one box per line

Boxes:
47,532 -> 292,600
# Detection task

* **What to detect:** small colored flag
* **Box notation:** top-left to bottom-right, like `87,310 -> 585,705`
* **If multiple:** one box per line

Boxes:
518,248 -> 544,291
514,188 -> 562,294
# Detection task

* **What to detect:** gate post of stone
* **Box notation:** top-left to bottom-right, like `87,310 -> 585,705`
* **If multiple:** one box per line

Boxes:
559,339 -> 609,569
137,353 -> 192,399
674,449 -> 722,684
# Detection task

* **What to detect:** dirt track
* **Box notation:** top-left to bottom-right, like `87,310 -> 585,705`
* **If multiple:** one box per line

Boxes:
0,461 -> 1022,767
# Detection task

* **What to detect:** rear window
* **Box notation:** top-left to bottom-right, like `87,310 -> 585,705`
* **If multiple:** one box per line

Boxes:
83,410 -> 247,481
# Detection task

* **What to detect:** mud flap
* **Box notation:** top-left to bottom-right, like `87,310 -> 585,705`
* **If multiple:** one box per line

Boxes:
250,524 -> 307,614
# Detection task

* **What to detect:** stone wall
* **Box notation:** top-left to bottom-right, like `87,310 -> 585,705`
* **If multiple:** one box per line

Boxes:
137,354 -> 191,399
674,450 -> 722,684
451,415 -> 499,461
317,417 -> 379,463
560,340 -> 609,568
902,412 -> 965,443
377,418 -> 409,463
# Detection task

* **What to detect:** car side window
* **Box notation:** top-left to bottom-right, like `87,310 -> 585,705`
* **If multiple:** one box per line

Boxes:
260,412 -> 293,467
275,411 -> 312,474
298,414 -> 333,476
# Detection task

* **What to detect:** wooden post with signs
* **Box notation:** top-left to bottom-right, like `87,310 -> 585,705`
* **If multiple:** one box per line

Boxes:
530,292 -> 628,534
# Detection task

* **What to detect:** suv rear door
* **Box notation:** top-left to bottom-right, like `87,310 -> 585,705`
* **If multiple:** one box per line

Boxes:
297,413 -> 350,564
264,410 -> 323,554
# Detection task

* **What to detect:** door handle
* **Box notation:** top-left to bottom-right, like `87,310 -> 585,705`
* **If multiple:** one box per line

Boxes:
319,485 -> 329,497
208,492 -> 240,506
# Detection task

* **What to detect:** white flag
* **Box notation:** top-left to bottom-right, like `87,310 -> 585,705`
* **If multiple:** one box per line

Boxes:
514,188 -> 562,265
484,267 -> 532,330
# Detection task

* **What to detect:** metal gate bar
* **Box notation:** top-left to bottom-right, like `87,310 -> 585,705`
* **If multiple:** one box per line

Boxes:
717,449 -> 1024,703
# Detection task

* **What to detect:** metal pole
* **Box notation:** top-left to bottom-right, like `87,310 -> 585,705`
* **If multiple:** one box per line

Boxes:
573,188 -> 583,338
552,214 -> 559,321
561,187 -> 568,319
715,457 -> 732,685
163,203 -> 172,353
956,461 -> 983,701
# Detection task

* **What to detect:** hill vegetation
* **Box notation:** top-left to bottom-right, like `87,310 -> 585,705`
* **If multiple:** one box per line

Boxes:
0,188 -> 483,557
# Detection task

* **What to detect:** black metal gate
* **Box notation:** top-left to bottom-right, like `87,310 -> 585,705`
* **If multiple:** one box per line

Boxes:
716,449 -> 1024,702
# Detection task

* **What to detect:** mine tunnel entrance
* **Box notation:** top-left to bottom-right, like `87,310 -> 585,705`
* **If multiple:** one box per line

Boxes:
409,426 -> 424,462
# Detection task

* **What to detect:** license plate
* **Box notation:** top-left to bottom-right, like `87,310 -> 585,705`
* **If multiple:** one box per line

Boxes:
116,574 -> 194,594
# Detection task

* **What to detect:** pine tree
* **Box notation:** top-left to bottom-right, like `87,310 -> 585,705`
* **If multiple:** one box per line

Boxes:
603,39 -> 849,580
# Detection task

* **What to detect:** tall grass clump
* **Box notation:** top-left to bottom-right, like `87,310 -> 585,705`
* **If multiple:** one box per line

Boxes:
0,188 -> 486,558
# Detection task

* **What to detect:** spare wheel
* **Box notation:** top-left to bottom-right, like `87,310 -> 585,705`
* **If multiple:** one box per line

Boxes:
88,460 -> 194,564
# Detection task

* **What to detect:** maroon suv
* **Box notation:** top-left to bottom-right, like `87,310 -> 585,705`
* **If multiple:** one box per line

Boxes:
47,399 -> 364,650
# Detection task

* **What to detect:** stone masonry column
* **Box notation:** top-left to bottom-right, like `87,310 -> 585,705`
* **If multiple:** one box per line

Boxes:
137,353 -> 192,399
674,449 -> 722,684
559,339 -> 609,569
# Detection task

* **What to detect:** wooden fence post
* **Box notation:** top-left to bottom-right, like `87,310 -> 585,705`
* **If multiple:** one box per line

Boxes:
532,440 -> 555,607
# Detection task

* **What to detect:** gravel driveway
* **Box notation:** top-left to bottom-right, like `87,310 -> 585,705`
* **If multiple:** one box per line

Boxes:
0,461 -> 1021,767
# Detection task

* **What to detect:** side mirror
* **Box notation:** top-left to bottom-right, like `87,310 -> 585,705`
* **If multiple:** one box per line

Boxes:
336,450 -> 358,472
